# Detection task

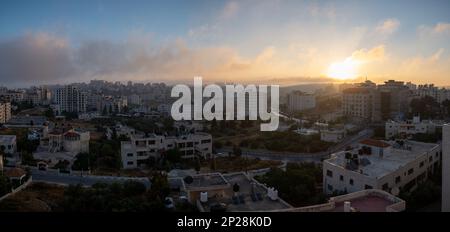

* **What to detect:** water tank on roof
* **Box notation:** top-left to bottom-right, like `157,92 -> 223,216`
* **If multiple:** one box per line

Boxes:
200,192 -> 208,203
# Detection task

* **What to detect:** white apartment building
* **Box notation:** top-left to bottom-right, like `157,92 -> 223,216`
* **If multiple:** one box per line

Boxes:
287,91 -> 316,112
443,124 -> 450,212
55,85 -> 87,113
417,84 -> 450,103
0,101 -> 12,124
323,139 -> 441,196
121,133 -> 212,169
0,135 -> 17,154
385,116 -> 439,139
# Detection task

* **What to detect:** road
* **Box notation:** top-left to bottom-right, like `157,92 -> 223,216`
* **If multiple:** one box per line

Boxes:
31,170 -> 151,188
217,129 -> 373,163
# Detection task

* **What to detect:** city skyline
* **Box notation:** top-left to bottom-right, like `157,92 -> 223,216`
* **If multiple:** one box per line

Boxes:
1,0 -> 450,87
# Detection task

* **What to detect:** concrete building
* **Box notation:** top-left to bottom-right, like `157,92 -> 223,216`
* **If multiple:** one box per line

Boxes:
342,88 -> 373,121
323,139 -> 441,196
0,100 -> 12,124
287,91 -> 316,112
385,116 -> 440,139
321,129 -> 347,143
417,84 -> 450,103
47,129 -> 90,154
0,135 -> 17,154
55,85 -> 87,113
271,189 -> 405,212
443,124 -> 450,212
121,133 -> 212,169
377,80 -> 413,120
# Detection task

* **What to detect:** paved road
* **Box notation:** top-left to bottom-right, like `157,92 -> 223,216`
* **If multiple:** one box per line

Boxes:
217,129 -> 373,163
31,170 -> 151,188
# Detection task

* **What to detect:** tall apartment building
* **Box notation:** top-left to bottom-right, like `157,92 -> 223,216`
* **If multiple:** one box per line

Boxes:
378,80 -> 413,120
342,88 -> 374,121
0,100 -> 12,124
55,85 -> 87,113
121,133 -> 212,169
443,124 -> 450,212
323,139 -> 441,196
287,91 -> 316,112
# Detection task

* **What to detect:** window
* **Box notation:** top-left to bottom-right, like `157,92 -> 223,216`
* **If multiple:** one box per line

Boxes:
340,175 -> 344,181
349,179 -> 354,185
127,161 -> 134,165
382,183 -> 389,191
408,168 -> 414,175
127,153 -> 133,157
395,176 -> 401,184
419,162 -> 424,168
326,170 -> 333,178
364,185 -> 373,189
429,156 -> 433,162
327,184 -> 333,191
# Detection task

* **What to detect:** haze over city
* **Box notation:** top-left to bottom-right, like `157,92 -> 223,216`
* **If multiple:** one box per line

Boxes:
1,0 -> 450,88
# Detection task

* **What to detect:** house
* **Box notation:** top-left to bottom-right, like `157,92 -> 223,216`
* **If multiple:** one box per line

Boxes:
0,135 -> 17,154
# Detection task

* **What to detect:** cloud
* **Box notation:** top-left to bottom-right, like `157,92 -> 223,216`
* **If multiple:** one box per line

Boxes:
376,18 -> 400,35
220,1 -> 239,20
350,45 -> 386,62
433,22 -> 450,33
0,33 -> 74,85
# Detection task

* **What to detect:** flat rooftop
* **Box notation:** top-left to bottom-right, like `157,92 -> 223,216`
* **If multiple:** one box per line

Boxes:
7,116 -> 47,126
0,135 -> 16,144
183,173 -> 229,191
326,140 -> 439,178
198,172 -> 291,212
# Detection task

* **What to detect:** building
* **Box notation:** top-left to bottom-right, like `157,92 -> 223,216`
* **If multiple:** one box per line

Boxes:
0,100 -> 11,124
47,129 -> 90,154
342,88 -> 374,121
443,124 -> 450,212
323,139 -> 441,195
385,116 -> 440,139
287,91 -> 316,112
321,129 -> 347,143
417,84 -> 450,103
55,85 -> 87,113
377,80 -> 413,120
272,189 -> 405,212
0,90 -> 24,102
0,135 -> 17,154
121,133 -> 212,169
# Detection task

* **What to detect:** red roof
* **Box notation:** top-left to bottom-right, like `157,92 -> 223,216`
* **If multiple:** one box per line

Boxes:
64,132 -> 80,137
360,139 -> 390,148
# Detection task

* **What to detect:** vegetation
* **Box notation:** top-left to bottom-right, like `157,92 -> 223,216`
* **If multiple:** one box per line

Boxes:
239,131 -> 334,153
255,163 -> 326,207
409,96 -> 441,119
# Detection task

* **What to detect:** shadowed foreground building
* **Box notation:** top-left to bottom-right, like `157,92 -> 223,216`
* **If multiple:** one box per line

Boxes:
443,124 -> 450,212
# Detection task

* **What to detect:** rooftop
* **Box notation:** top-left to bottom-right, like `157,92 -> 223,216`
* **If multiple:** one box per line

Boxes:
360,139 -> 390,148
183,173 -> 229,191
326,140 -> 439,178
0,135 -> 16,144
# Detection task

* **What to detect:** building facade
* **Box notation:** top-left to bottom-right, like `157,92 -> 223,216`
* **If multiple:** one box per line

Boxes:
287,91 -> 316,112
121,133 -> 212,169
443,124 -> 450,212
55,85 -> 87,113
0,101 -> 11,124
385,116 -> 439,139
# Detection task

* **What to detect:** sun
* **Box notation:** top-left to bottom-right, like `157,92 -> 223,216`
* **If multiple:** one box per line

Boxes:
327,58 -> 359,80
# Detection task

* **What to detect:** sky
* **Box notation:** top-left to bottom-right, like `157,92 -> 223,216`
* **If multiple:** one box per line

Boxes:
0,0 -> 450,87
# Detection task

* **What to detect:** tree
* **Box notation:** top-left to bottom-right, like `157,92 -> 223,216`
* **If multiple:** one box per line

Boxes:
233,146 -> 242,157
72,153 -> 90,171
165,148 -> 182,164
45,108 -> 55,119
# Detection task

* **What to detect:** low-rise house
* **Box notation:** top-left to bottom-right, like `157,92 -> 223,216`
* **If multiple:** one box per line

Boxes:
321,129 -> 346,143
0,135 -> 16,154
